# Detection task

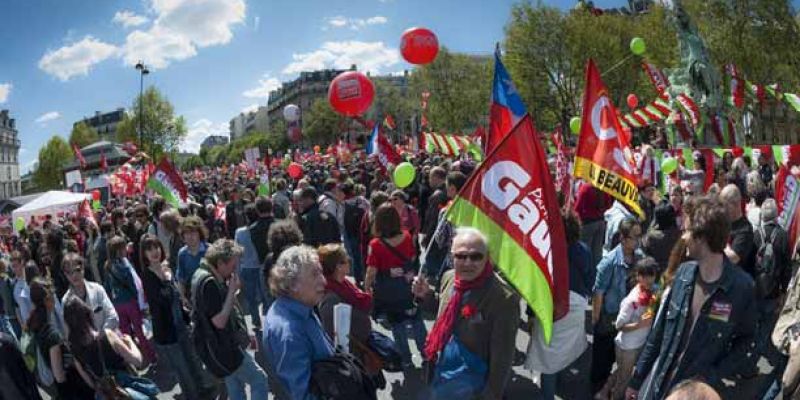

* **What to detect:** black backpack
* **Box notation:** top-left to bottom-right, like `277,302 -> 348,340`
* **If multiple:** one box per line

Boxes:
190,269 -> 245,378
344,202 -> 366,237
309,352 -> 380,400
755,224 -> 781,298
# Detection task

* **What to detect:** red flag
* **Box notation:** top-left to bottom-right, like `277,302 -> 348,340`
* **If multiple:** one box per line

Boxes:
776,166 -> 800,257
78,200 -> 98,229
100,150 -> 108,172
73,143 -> 86,170
445,114 -> 569,342
573,59 -> 643,218
383,114 -> 396,130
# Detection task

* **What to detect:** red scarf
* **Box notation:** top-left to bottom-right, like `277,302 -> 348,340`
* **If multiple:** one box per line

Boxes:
424,263 -> 494,360
325,277 -> 372,312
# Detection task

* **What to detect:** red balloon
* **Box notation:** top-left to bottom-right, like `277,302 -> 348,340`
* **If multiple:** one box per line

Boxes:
626,93 -> 639,109
400,27 -> 439,65
91,190 -> 101,201
287,162 -> 304,180
328,71 -> 375,117
287,125 -> 302,143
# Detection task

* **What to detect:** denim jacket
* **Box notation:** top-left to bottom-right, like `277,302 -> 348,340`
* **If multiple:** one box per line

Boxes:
628,259 -> 758,399
593,245 -> 643,315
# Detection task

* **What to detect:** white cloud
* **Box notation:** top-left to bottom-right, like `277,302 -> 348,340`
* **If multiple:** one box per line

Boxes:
325,15 -> 388,30
283,41 -> 400,75
243,73 -> 280,99
112,10 -> 149,28
0,83 -> 10,103
181,118 -> 229,153
122,0 -> 246,69
241,104 -> 259,114
38,36 -> 119,81
254,16 -> 260,31
35,111 -> 61,124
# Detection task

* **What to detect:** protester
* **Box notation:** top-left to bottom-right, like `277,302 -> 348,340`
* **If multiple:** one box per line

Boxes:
190,239 -> 269,400
28,278 -> 94,399
234,196 -> 274,331
295,187 -> 341,247
318,243 -> 372,352
264,245 -> 335,400
0,332 -> 42,399
721,184 -> 756,276
642,203 -> 681,273
61,252 -> 119,332
365,203 -> 427,368
626,196 -> 758,399
413,228 -> 520,399
592,217 -> 643,394
176,216 -> 209,295
140,234 -> 218,399
575,182 -> 613,268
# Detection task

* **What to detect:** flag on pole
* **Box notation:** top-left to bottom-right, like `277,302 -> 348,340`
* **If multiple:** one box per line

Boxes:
573,59 -> 644,219
445,114 -> 568,343
487,46 -> 526,155
366,123 -> 401,172
146,158 -> 188,208
383,114 -> 396,130
100,149 -> 108,172
72,143 -> 86,170
775,166 -> 800,257
725,64 -> 745,109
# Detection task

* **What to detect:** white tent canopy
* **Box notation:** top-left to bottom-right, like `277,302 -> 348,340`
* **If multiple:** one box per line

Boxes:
11,191 -> 91,222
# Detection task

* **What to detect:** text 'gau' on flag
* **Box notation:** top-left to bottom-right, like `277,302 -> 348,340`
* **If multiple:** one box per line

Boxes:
446,114 -> 568,343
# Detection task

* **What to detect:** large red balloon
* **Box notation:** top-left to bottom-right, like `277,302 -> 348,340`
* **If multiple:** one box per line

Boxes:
287,162 -> 304,180
626,93 -> 639,109
328,71 -> 375,117
400,27 -> 439,65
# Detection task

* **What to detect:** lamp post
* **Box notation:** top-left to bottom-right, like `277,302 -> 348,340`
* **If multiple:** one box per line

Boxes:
134,61 -> 149,150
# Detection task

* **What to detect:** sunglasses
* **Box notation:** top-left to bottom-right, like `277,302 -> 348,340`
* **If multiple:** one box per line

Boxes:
453,252 -> 485,262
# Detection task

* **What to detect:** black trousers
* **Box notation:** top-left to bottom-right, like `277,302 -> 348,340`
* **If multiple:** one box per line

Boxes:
591,329 -> 617,393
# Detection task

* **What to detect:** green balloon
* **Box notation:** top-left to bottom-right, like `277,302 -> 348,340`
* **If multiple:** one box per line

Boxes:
661,157 -> 678,174
393,162 -> 416,188
570,117 -> 581,135
630,37 -> 646,56
13,217 -> 24,232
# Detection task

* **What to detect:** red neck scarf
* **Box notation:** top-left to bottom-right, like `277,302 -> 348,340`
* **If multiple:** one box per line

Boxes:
424,263 -> 494,360
325,277 -> 372,312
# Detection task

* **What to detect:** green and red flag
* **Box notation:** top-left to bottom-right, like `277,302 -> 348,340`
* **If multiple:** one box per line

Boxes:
146,158 -> 187,208
573,59 -> 644,219
383,114 -> 397,130
445,114 -> 568,343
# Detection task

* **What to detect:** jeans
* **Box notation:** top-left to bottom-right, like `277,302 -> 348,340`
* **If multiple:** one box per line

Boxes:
391,315 -> 428,364
762,354 -> 789,400
115,299 -> 156,362
156,332 -> 218,399
344,233 -> 364,285
224,351 -> 269,400
240,268 -> 269,329
540,373 -> 557,400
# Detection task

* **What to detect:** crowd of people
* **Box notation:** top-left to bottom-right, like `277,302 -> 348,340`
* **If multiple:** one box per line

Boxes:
0,145 -> 797,400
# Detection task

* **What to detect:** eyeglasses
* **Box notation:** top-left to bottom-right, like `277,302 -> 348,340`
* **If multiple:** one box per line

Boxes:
453,252 -> 485,262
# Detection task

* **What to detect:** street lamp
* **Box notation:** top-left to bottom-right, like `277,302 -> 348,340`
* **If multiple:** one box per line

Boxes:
135,61 -> 149,150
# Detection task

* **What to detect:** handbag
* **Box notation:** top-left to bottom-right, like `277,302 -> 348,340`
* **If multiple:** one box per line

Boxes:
366,331 -> 403,372
429,335 -> 488,399
78,336 -> 132,400
374,238 -> 416,322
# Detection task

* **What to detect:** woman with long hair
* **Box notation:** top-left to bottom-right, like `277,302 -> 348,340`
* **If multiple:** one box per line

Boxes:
28,278 -> 93,399
139,234 -> 217,399
365,204 -> 427,368
64,296 -> 158,399
104,235 -> 156,364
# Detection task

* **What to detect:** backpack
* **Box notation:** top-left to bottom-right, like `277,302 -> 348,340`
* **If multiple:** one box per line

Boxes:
190,269 -> 245,378
344,202 -> 366,237
755,224 -> 781,298
309,352 -> 380,400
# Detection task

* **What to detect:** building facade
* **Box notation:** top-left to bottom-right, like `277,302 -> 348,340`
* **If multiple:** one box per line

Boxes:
229,106 -> 269,141
200,135 -> 230,149
74,108 -> 125,141
266,68 -> 351,129
0,110 -> 21,199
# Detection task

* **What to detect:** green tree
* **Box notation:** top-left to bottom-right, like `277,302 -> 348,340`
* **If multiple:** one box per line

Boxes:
116,86 -> 188,159
370,78 -> 416,136
68,122 -> 100,148
409,47 -> 492,132
33,136 -> 72,190
303,98 -> 344,146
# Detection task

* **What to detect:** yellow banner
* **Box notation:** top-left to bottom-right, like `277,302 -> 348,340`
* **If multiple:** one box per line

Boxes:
574,156 -> 644,219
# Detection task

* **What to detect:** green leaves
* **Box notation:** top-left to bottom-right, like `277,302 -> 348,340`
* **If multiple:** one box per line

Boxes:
33,136 -> 72,190
68,122 -> 99,148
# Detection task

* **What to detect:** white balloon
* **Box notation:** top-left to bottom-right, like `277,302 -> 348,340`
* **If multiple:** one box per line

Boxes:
283,104 -> 300,122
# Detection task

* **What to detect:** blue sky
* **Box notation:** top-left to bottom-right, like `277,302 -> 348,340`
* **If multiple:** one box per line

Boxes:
0,0 -> 792,174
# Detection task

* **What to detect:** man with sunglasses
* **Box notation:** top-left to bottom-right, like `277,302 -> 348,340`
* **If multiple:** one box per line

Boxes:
61,252 -> 119,332
413,228 -> 520,399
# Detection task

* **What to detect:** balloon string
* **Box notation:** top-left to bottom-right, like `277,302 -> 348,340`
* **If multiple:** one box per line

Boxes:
601,54 -> 635,77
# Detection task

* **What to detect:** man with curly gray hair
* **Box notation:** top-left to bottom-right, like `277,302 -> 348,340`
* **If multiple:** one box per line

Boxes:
263,245 -> 334,400
190,239 -> 269,400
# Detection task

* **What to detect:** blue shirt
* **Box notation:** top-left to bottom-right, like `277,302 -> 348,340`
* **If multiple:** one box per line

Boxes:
263,296 -> 335,400
593,245 -> 642,314
234,226 -> 261,270
176,242 -> 208,286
